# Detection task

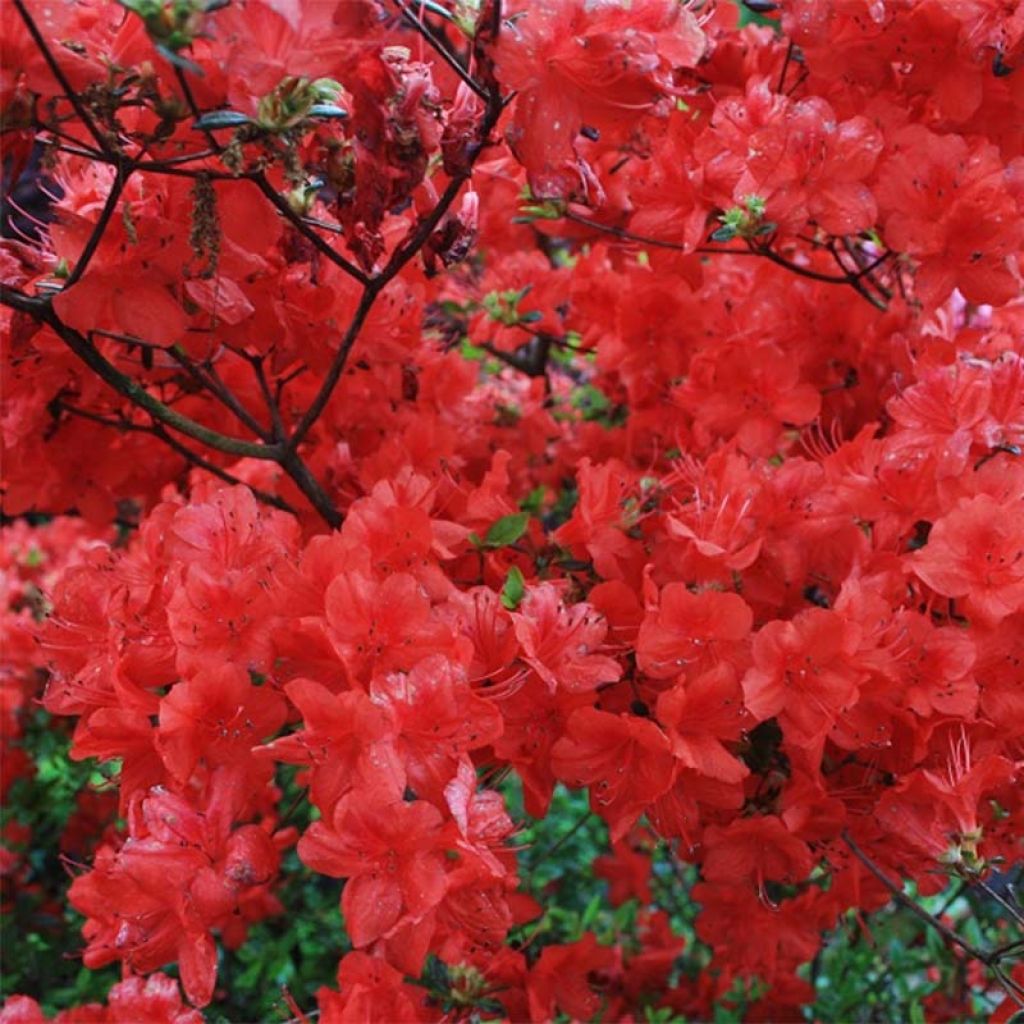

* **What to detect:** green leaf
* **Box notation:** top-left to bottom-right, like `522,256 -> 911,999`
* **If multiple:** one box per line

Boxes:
743,193 -> 767,217
517,199 -> 566,222
193,109 -> 251,130
308,103 -> 348,119
520,485 -> 546,517
710,224 -> 737,242
500,565 -> 526,610
579,891 -> 603,934
485,512 -> 529,548
155,43 -> 204,74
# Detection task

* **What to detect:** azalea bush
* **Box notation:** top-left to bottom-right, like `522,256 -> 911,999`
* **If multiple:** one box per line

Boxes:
2,0 -> 1024,1020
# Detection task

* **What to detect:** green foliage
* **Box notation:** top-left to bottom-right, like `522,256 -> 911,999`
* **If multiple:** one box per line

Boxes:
712,195 -> 775,243
4,717 -> 1021,1021
201,766 -> 346,1022
504,780 -> 613,947
0,711 -> 119,1014
484,511 -> 530,548
208,847 -> 347,1023
500,564 -> 526,610
805,882 -> 1023,1023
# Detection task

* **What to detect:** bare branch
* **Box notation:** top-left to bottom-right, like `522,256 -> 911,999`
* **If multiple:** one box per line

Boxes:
251,175 -> 371,286
392,0 -> 489,101
287,12 -> 506,456
285,285 -> 379,452
13,0 -> 113,154
64,168 -> 128,288
562,209 -> 890,310
56,400 -> 295,514
842,831 -> 994,965
23,296 -> 280,459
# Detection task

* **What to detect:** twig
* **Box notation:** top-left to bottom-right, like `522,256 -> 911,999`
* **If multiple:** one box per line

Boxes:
252,174 -> 370,286
393,0 -> 489,100
13,0 -> 113,154
174,65 -> 221,154
286,285 -> 379,452
300,216 -> 343,235
826,241 -> 889,310
249,355 -> 287,441
529,808 -> 592,865
991,938 -> 1024,959
136,148 -> 219,168
55,401 -> 295,513
564,209 -> 688,251
278,447 -> 342,528
842,831 -> 991,964
34,121 -> 106,159
777,40 -> 795,94
750,241 -> 851,285
63,167 -> 128,288
199,357 -> 273,440
287,11 -> 506,454
976,878 -> 1024,930
563,210 -> 890,310
480,335 -> 552,378
13,292 -> 278,459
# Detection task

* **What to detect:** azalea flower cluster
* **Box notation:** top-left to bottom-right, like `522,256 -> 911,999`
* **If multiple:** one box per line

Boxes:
2,0 -> 1024,1020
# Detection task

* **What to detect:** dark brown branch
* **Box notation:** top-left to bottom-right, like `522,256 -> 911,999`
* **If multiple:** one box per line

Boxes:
198,357 -> 273,440
563,209 -> 890,310
777,40 -> 796,94
64,169 -> 128,288
976,878 -> 1024,930
136,148 -> 220,169
10,292 -> 280,458
248,355 -> 287,441
286,285 -> 380,452
5,267 -> 344,529
751,241 -> 854,285
992,938 -> 1024,959
842,831 -> 998,966
393,0 -> 489,100
278,448 -> 341,528
300,216 -> 343,235
13,0 -> 113,154
0,285 -> 47,316
252,174 -> 371,286
34,120 -> 106,160
132,162 -> 253,180
49,142 -> 112,161
287,10 -> 506,455
480,335 -> 552,378
174,65 -> 221,154
563,209 -> 689,252
147,421 -> 294,514
49,139 -> 251,179
56,401 -> 295,514
837,237 -> 894,301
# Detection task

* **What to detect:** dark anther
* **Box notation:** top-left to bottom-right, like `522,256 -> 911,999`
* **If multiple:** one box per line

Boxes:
803,584 -> 831,609
907,520 -> 932,551
993,51 -> 1014,77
